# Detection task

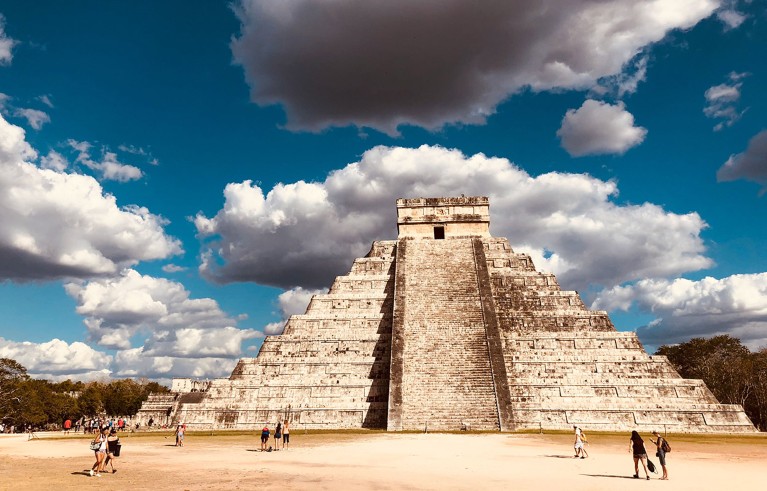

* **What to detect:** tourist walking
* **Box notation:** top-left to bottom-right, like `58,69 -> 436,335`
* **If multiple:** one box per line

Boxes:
104,429 -> 121,473
175,423 -> 185,447
650,430 -> 669,480
90,427 -> 109,477
260,424 -> 270,451
573,426 -> 588,458
629,430 -> 650,480
274,421 -> 282,450
282,420 -> 290,449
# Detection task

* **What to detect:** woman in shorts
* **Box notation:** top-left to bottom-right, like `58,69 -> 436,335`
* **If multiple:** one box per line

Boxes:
650,430 -> 669,480
629,430 -> 650,480
90,427 -> 109,477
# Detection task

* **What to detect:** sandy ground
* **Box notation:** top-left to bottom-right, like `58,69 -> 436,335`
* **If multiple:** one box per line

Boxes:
0,430 -> 765,490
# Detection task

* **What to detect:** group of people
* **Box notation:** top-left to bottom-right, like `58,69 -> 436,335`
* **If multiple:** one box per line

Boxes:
573,426 -> 670,480
630,430 -> 670,480
89,427 -> 121,477
78,416 -> 129,435
260,420 -> 290,451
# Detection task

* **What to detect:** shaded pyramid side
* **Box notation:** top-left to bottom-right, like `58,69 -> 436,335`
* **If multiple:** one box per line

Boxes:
176,241 -> 396,429
481,237 -> 756,433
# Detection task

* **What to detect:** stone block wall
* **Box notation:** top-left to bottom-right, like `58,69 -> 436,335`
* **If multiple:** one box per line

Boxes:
483,237 -> 756,433
144,197 -> 756,434
175,241 -> 396,430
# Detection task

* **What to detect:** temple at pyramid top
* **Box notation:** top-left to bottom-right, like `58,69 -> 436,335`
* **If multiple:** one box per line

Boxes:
397,196 -> 490,238
143,196 -> 756,434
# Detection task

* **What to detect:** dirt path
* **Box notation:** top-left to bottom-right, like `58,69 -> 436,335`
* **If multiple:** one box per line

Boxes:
0,431 -> 765,490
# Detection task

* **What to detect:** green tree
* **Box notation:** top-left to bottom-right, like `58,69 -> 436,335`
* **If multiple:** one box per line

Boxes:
656,335 -> 764,430
749,349 -> 767,431
1,358 -> 30,425
77,383 -> 104,416
656,335 -> 752,406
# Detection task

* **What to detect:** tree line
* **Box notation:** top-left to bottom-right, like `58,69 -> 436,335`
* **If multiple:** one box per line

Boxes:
0,357 -> 169,431
656,335 -> 767,431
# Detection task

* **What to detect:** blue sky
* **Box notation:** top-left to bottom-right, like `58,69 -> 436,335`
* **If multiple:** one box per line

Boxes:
0,0 -> 765,382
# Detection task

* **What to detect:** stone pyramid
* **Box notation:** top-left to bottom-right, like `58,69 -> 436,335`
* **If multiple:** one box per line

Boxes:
175,197 -> 755,433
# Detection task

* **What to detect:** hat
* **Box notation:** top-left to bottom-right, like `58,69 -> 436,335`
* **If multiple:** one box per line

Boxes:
652,430 -> 660,435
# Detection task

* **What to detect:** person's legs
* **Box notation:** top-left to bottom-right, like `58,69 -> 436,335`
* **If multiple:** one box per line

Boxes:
633,456 -> 639,477
95,451 -> 105,475
640,456 -> 649,479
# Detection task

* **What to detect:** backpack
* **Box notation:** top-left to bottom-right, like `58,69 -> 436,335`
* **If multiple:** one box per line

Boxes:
661,438 -> 671,453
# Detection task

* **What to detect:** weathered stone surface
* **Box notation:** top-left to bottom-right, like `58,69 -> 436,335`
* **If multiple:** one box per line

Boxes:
146,196 -> 755,433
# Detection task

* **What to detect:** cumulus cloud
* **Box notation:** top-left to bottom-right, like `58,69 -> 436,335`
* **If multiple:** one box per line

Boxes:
0,14 -> 16,66
0,337 -> 112,380
231,0 -> 719,133
717,129 -> 767,195
263,286 -> 325,335
112,348 -> 239,379
593,273 -> 767,349
64,269 -> 259,352
0,114 -> 182,281
39,150 -> 68,172
557,100 -> 647,156
67,139 -> 143,182
704,72 -> 748,131
197,145 -> 711,293
14,108 -> 50,130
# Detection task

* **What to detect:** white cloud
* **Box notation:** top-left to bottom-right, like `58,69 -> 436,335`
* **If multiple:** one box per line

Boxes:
232,0 -> 720,133
593,273 -> 767,349
0,114 -> 182,281
67,139 -> 143,182
0,14 -> 16,66
37,95 -> 54,108
14,108 -> 50,130
197,145 -> 711,293
593,55 -> 649,98
704,72 -> 748,131
112,348 -> 240,379
263,286 -> 325,335
557,100 -> 647,157
716,8 -> 747,29
118,144 -> 159,166
717,129 -> 767,195
162,263 -> 186,273
64,269 -> 254,350
39,150 -> 68,171
0,337 -> 112,379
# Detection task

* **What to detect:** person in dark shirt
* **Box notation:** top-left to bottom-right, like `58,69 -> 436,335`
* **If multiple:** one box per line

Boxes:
104,429 -> 121,473
629,430 -> 650,480
260,425 -> 270,451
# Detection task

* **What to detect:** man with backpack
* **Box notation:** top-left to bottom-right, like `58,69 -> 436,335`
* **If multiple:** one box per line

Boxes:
650,430 -> 670,480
